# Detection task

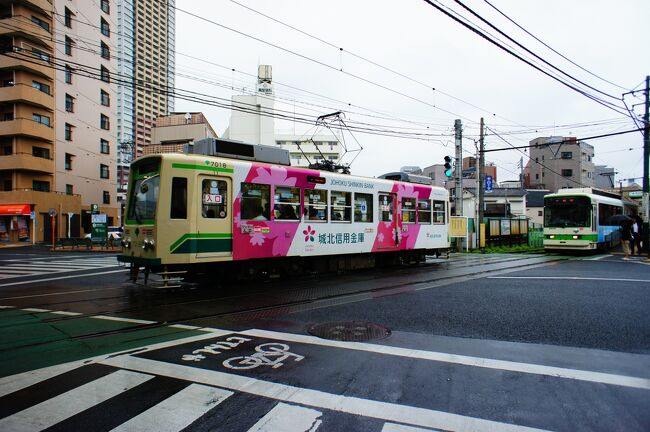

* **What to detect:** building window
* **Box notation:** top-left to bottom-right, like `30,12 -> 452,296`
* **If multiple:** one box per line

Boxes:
32,146 -> 50,159
100,114 -> 109,130
100,139 -> 109,154
65,94 -> 74,112
100,164 -> 109,179
64,153 -> 73,170
64,123 -> 73,141
561,169 -> 573,177
100,65 -> 109,82
103,191 -> 110,204
100,41 -> 110,59
101,0 -> 110,13
64,36 -> 72,55
32,80 -> 50,94
32,180 -> 50,192
100,18 -> 110,36
538,210 -> 542,217
65,65 -> 72,83
3,179 -> 12,191
100,90 -> 110,106
31,47 -> 49,61
561,152 -> 573,160
66,184 -> 73,195
64,7 -> 72,27
31,16 -> 50,32
32,113 -> 50,127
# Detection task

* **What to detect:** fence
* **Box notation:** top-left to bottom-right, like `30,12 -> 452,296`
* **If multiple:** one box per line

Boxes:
484,217 -> 541,248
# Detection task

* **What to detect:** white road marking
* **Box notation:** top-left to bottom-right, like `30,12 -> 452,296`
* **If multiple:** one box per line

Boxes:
487,276 -> 650,283
0,360 -> 92,398
93,315 -> 157,325
101,356 -> 549,432
110,383 -> 233,432
0,269 -> 126,288
581,255 -> 610,260
51,310 -> 83,316
21,308 -> 50,313
0,370 -> 153,432
239,329 -> 650,390
383,423 -> 441,432
246,402 -> 322,432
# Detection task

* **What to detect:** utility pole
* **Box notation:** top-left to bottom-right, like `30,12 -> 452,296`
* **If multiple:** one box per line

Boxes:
454,119 -> 463,216
643,75 -> 649,255
478,118 -> 485,248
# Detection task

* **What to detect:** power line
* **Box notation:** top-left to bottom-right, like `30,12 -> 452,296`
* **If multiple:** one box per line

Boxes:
482,0 -> 629,92
421,0 -> 631,117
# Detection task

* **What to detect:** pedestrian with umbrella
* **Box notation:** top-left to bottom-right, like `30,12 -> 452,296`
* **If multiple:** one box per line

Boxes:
613,215 -> 634,260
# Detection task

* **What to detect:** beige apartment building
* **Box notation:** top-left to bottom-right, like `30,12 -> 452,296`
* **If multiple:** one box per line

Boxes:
142,112 -> 218,157
525,136 -> 595,193
0,0 -> 118,243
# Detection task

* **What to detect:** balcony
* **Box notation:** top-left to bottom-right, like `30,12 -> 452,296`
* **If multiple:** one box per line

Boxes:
0,84 -> 54,110
0,53 -> 53,79
0,16 -> 52,48
16,0 -> 53,15
0,152 -> 53,173
0,118 -> 54,142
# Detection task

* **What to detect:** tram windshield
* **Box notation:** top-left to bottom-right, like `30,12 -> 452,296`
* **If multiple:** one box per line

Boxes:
544,196 -> 591,228
127,158 -> 160,223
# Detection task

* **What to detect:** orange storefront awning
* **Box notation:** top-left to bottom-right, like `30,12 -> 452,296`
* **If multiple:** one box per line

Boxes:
0,204 -> 30,216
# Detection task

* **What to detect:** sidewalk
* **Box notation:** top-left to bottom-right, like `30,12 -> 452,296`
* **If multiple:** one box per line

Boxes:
0,242 -> 120,253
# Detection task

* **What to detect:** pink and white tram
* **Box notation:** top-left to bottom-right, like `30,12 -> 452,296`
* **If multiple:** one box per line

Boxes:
119,143 -> 449,280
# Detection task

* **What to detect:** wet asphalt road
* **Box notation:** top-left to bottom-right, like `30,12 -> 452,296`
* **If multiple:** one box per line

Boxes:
1,247 -> 649,431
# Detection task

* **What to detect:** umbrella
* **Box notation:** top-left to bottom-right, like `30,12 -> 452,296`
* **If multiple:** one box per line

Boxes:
609,214 -> 633,225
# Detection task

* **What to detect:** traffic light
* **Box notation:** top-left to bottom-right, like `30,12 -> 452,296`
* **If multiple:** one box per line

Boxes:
444,156 -> 453,177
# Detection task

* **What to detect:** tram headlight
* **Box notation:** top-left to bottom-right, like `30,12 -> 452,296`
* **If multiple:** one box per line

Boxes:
142,239 -> 155,251
572,235 -> 579,239
549,235 -> 555,239
122,238 -> 131,249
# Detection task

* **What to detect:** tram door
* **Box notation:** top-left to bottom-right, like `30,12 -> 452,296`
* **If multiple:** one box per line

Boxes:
195,175 -> 232,259
378,192 -> 399,249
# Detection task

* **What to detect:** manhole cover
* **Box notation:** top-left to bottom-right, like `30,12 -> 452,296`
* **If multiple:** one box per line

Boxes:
307,321 -> 391,342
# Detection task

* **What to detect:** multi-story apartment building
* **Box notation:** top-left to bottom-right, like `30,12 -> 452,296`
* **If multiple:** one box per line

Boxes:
54,0 -> 118,230
116,0 -> 175,201
274,134 -> 342,168
142,112 -> 218,157
525,136 -> 595,192
0,0 -> 117,242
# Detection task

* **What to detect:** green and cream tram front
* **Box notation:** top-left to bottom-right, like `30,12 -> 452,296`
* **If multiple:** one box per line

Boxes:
543,190 -> 623,252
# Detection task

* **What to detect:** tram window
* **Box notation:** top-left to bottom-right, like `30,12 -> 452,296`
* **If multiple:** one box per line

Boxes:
305,189 -> 327,222
241,183 -> 270,220
379,194 -> 394,222
354,193 -> 373,222
170,177 -> 187,219
201,179 -> 227,219
432,200 -> 445,224
418,199 -> 431,224
402,198 -> 416,223
274,186 -> 300,221
330,191 -> 351,222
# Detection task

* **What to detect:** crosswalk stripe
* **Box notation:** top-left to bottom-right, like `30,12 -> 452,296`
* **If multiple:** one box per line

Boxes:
383,423 -> 441,431
0,370 -> 153,432
246,402 -> 322,432
0,361 -> 85,398
102,356 -> 549,432
110,384 -> 232,432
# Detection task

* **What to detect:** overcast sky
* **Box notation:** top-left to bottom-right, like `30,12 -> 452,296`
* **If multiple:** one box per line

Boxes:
174,0 -> 650,184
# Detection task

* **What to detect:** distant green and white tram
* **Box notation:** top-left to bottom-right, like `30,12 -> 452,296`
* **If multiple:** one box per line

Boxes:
543,188 -> 624,252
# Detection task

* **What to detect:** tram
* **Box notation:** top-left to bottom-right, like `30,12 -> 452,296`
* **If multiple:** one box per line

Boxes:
543,188 -> 624,252
118,139 -> 449,281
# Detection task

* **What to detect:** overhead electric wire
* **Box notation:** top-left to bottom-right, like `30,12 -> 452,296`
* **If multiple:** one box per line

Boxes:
159,0 -> 477,123
421,0 -> 631,117
228,0 -> 528,128
453,0 -> 619,101
482,0 -> 629,92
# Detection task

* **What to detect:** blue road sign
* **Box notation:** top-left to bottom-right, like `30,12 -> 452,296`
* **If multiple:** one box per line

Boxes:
485,175 -> 494,193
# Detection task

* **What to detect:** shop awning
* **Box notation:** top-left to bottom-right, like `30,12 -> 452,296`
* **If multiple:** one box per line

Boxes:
0,204 -> 31,216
